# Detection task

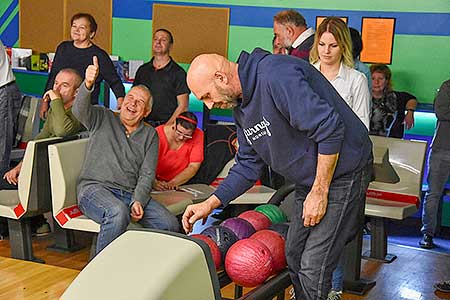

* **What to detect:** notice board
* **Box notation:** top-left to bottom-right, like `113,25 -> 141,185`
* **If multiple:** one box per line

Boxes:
152,3 -> 230,64
360,17 -> 396,64
20,0 -> 112,53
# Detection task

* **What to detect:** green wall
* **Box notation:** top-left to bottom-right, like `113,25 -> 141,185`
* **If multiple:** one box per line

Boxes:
112,18 -> 153,62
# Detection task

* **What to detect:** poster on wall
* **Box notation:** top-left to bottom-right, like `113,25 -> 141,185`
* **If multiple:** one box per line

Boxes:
152,4 -> 230,64
315,16 -> 348,30
360,17 -> 396,64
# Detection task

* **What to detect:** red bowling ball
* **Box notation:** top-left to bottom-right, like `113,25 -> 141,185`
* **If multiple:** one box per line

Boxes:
238,210 -> 272,231
225,238 -> 273,287
251,229 -> 287,273
190,234 -> 222,270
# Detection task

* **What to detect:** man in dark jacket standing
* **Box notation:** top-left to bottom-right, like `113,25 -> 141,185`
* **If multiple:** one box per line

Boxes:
182,49 -> 372,300
273,10 -> 315,61
420,79 -> 450,249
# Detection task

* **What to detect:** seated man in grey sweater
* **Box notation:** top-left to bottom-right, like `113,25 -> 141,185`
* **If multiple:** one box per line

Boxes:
73,56 -> 180,255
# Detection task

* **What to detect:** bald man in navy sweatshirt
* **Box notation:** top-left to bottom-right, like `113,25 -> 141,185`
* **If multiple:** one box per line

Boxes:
183,48 -> 373,300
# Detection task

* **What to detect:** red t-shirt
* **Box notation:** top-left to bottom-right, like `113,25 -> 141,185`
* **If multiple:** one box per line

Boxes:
155,125 -> 204,182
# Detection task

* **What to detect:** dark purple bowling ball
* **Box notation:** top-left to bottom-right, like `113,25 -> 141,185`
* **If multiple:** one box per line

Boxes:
221,217 -> 256,240
201,225 -> 239,261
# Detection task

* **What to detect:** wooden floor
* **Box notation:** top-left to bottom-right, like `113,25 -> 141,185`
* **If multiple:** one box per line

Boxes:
0,233 -> 449,300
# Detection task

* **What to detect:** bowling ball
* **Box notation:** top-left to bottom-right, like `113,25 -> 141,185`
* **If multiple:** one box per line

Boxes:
190,234 -> 222,270
201,225 -> 239,261
221,217 -> 256,240
251,229 -> 286,273
238,210 -> 272,231
225,238 -> 273,287
255,204 -> 288,224
268,222 -> 290,240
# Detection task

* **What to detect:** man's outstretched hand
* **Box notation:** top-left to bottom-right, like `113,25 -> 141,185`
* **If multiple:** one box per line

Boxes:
181,195 -> 221,233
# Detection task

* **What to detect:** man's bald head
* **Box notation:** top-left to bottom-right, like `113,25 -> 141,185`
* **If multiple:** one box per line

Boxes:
187,54 -> 242,110
187,54 -> 225,93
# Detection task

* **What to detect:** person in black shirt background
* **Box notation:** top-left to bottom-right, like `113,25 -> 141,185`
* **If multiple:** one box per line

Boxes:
133,29 -> 190,127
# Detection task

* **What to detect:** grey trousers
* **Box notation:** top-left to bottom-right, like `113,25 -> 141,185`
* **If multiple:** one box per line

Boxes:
0,81 -> 22,176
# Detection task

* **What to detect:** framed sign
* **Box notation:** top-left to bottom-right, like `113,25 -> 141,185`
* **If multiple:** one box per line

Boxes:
360,17 -> 396,64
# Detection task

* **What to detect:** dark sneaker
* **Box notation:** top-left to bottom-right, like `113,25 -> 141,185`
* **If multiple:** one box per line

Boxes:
35,222 -> 51,236
363,223 -> 371,235
419,234 -> 435,249
434,280 -> 450,293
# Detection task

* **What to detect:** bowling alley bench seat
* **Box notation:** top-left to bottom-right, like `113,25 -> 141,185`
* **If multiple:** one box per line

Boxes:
48,138 -> 215,235
362,135 -> 427,263
0,137 -> 76,262
10,96 -> 42,161
60,229 -> 291,300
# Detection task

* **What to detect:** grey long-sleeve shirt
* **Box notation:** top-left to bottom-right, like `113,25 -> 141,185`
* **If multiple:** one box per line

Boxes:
73,82 -> 158,207
432,80 -> 450,151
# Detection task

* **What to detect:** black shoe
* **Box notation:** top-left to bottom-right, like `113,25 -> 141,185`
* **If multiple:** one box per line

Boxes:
363,223 -> 371,235
434,280 -> 450,293
419,234 -> 435,249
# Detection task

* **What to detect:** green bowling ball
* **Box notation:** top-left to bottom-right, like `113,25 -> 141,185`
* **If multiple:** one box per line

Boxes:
255,204 -> 288,224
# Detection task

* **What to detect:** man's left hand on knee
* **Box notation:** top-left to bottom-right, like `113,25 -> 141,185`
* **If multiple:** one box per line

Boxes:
131,201 -> 144,222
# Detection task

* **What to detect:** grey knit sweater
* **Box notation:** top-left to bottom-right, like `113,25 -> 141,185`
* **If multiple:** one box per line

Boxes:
73,82 -> 158,207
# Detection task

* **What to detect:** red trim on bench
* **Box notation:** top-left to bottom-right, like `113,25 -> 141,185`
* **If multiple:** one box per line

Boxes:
366,189 -> 420,208
56,211 -> 68,226
55,204 -> 83,226
13,203 -> 25,218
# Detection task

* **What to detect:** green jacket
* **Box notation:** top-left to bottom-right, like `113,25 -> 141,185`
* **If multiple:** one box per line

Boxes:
35,98 -> 84,140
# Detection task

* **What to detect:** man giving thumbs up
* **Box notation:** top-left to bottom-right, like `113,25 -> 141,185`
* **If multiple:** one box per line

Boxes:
73,56 -> 180,255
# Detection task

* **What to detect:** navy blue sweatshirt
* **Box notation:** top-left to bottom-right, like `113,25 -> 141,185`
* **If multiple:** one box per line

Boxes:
214,49 -> 372,205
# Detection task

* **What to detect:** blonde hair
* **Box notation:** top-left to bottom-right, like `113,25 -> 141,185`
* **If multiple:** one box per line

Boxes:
310,17 -> 354,68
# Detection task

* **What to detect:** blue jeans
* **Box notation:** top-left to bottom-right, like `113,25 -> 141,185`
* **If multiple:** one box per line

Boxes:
331,253 -> 345,291
421,148 -> 450,237
0,82 -> 21,176
78,184 -> 180,254
286,163 -> 371,300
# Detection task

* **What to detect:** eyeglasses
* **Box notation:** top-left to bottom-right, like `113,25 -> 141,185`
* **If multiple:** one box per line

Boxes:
175,127 -> 193,139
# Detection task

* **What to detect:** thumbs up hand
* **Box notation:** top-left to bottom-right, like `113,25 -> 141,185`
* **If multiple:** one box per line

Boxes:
85,56 -> 99,90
